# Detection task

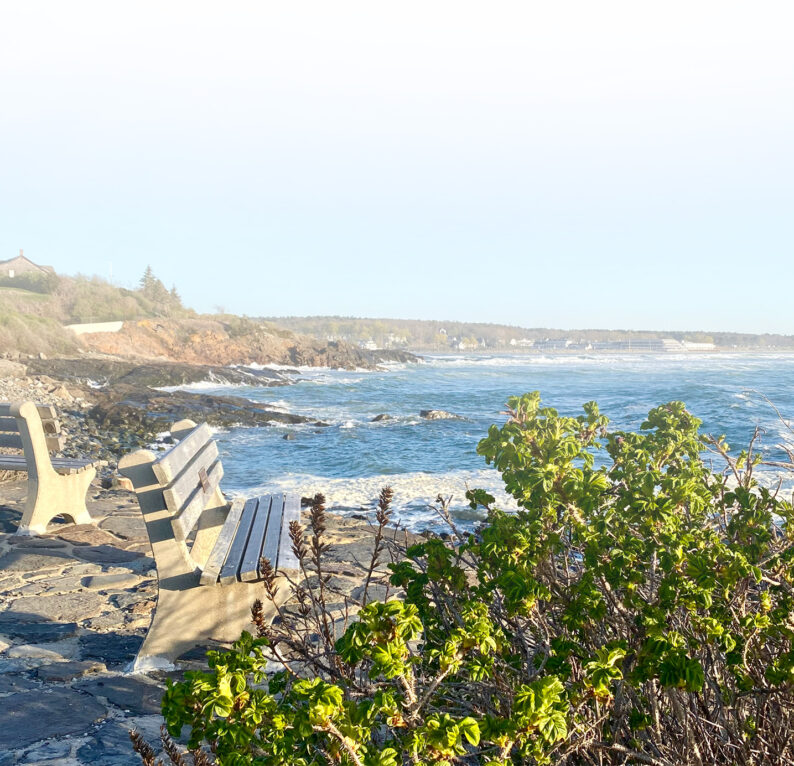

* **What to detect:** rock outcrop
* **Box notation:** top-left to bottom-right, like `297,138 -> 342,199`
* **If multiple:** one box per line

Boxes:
74,317 -> 419,370
420,409 -> 466,421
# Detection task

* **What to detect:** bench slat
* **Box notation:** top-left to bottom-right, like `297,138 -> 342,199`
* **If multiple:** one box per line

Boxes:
219,497 -> 258,585
161,439 -> 219,511
200,497 -> 246,586
0,416 -> 19,432
277,494 -> 302,570
239,495 -> 274,582
153,423 -> 214,485
259,493 -> 285,573
170,459 -> 224,540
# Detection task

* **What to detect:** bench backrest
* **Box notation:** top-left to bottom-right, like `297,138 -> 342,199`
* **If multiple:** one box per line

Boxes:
155,420 -> 225,543
0,402 -> 66,455
118,419 -> 229,577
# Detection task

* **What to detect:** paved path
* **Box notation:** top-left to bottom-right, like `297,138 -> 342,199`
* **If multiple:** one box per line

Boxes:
0,478 -> 401,765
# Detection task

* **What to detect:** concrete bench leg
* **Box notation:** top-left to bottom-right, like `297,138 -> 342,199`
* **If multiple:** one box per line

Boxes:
17,465 -> 95,536
131,575 -> 292,672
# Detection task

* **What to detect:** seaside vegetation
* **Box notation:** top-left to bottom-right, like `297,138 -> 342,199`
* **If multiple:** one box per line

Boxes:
0,266 -> 190,354
135,393 -> 794,765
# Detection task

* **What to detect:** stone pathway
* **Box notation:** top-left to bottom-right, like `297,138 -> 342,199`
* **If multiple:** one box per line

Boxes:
0,478 -> 406,765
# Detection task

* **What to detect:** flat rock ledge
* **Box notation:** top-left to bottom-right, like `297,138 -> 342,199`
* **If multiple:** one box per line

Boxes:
0,477 -> 410,765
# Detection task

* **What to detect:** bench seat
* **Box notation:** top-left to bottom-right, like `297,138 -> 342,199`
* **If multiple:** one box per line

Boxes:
0,454 -> 99,475
119,419 -> 302,670
202,494 -> 301,586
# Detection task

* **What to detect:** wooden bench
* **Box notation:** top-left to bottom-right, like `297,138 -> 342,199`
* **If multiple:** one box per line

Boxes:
0,401 -> 105,535
118,419 -> 301,671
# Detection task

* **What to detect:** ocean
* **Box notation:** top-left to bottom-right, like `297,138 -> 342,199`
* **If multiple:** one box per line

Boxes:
172,354 -> 794,532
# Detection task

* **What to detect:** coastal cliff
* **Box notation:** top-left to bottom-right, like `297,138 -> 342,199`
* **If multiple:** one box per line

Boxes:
73,317 -> 417,369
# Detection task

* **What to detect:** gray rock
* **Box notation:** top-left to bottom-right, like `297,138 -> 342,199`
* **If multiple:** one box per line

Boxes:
351,583 -> 392,603
419,409 -> 465,420
55,525 -> 123,547
9,593 -> 107,623
77,718 -> 155,766
99,516 -> 145,541
110,591 -> 150,609
6,537 -> 69,549
301,574 -> 357,596
81,573 -> 142,591
70,545 -> 144,565
0,550 -> 71,572
7,640 -> 78,660
371,413 -> 392,422
0,659 -> 29,674
0,359 -> 26,378
0,622 -> 79,643
76,675 -> 163,715
79,632 -> 143,667
0,687 -> 107,749
20,739 -> 72,762
0,673 -> 40,695
36,659 -> 106,682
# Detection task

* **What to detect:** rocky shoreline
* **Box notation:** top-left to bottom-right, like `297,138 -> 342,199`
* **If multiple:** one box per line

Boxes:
0,352 -> 425,765
1,353 -> 416,467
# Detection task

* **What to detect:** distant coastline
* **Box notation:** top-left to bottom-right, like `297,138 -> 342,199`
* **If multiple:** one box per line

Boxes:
263,316 -> 794,354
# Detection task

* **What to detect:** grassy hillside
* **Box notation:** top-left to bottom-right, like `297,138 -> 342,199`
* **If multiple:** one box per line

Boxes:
0,269 -> 189,356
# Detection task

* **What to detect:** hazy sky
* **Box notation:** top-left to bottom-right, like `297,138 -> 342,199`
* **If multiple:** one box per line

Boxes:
1,2 -> 792,333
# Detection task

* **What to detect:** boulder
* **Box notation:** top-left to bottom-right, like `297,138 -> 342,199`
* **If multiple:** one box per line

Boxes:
371,414 -> 392,422
419,409 -> 465,421
0,359 -> 27,378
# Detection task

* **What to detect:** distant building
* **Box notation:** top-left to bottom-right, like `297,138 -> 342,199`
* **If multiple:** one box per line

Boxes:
0,250 -> 55,279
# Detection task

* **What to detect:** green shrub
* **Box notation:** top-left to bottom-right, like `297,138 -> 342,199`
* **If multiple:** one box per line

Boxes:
141,394 -> 794,765
0,270 -> 59,294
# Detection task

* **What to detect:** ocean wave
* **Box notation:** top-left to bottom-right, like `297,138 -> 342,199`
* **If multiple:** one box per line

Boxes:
231,468 -> 519,531
155,380 -> 250,393
420,353 -> 794,370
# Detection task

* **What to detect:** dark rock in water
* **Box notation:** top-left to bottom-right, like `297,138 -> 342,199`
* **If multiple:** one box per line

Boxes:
26,357 -> 291,389
371,413 -> 392,422
420,409 -> 465,421
283,432 -> 296,440
0,687 -> 107,749
85,385 -> 321,455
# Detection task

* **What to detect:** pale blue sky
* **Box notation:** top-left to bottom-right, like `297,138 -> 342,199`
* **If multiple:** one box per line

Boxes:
1,2 -> 792,333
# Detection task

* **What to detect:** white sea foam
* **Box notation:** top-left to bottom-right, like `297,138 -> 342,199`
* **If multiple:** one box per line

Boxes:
421,352 -> 794,370
231,468 -> 519,530
261,399 -> 292,412
155,380 -> 250,393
